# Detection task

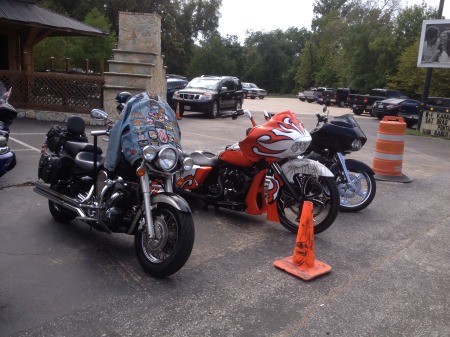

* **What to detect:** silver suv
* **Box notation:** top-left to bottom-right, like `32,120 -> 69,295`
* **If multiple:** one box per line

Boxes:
172,75 -> 244,119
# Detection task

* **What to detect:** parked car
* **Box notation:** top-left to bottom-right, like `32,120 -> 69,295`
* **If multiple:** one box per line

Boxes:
347,88 -> 408,115
303,88 -> 318,103
298,91 -> 306,101
242,82 -> 267,99
372,98 -> 421,128
172,75 -> 244,119
315,87 -> 335,105
167,77 -> 188,109
303,87 -> 332,103
322,88 -> 362,107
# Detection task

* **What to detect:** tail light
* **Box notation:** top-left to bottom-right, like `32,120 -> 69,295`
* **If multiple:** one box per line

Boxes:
363,97 -> 369,104
40,143 -> 48,154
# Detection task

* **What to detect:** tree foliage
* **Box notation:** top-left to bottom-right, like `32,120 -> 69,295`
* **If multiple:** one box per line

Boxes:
33,0 -> 450,99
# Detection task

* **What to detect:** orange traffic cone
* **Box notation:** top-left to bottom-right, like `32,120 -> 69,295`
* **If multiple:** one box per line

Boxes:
274,201 -> 331,280
175,102 -> 182,120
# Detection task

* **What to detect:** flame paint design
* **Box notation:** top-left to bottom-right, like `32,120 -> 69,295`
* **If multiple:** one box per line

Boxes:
252,116 -> 311,158
266,176 -> 281,204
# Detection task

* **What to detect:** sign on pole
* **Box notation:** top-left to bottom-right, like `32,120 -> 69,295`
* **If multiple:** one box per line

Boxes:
418,19 -> 450,68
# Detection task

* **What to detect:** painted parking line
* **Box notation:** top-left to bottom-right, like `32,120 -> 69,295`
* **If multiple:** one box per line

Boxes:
9,137 -> 41,152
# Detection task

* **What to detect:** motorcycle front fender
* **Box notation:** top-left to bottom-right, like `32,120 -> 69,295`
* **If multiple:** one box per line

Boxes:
343,158 -> 375,175
281,157 -> 334,182
152,192 -> 192,213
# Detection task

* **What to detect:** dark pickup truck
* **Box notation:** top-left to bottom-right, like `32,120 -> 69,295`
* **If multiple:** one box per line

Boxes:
347,88 -> 408,115
322,88 -> 361,107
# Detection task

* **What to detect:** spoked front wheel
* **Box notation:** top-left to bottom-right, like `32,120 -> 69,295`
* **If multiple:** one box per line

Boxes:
277,176 -> 340,234
135,203 -> 195,278
336,169 -> 376,212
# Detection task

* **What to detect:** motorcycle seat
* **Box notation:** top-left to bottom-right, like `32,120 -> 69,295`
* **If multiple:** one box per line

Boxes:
64,141 -> 103,157
189,151 -> 218,166
73,151 -> 104,174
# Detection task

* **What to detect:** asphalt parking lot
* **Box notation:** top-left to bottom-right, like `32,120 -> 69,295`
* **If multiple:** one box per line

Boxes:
1,98 -> 449,337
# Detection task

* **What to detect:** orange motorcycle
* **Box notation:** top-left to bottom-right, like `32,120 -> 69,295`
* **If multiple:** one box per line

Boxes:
176,109 -> 340,234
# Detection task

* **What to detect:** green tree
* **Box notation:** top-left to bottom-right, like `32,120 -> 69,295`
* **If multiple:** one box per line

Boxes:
67,8 -> 116,72
244,28 -> 309,94
188,33 -> 243,78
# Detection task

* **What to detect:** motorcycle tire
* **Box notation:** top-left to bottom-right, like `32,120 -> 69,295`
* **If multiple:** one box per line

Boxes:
335,168 -> 376,212
277,176 -> 340,234
135,203 -> 195,278
48,200 -> 77,223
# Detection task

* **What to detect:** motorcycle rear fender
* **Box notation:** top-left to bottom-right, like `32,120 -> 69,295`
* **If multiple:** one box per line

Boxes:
281,157 -> 334,181
152,192 -> 192,213
338,158 -> 375,175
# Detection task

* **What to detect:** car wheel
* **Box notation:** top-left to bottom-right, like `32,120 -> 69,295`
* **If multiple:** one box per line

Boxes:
338,100 -> 345,107
353,109 -> 363,115
259,96 -> 264,99
208,101 -> 219,119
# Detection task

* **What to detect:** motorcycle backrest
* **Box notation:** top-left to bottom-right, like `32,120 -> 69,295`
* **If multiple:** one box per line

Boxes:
67,116 -> 85,135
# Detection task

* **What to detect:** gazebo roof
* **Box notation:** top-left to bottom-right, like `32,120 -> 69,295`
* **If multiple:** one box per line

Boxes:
0,0 -> 107,37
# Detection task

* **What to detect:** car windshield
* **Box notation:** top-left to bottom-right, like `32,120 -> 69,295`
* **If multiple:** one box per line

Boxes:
186,78 -> 219,90
248,83 -> 258,88
384,98 -> 405,104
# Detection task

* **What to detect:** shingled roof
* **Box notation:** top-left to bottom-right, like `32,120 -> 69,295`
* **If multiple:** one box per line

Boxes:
0,0 -> 107,37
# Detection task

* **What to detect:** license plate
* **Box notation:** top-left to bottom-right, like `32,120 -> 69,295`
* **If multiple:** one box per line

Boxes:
353,104 -> 356,108
184,105 -> 191,110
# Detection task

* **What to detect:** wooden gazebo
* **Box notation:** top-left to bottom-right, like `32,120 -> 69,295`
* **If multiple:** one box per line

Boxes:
0,0 -> 108,113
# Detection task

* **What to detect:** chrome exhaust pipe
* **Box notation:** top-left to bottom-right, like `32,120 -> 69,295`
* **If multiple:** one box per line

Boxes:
33,181 -> 86,218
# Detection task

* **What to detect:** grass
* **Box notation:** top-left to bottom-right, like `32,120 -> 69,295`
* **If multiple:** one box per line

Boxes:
406,128 -> 450,140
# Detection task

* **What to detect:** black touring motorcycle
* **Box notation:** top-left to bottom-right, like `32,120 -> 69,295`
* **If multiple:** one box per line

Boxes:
34,96 -> 195,278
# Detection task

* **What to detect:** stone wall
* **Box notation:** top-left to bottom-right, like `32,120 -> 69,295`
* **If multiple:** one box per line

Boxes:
103,12 -> 167,117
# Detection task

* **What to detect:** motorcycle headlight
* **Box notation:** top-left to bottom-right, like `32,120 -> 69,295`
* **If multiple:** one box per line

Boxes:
143,146 -> 157,161
351,139 -> 363,151
183,157 -> 194,171
158,147 -> 178,171
291,139 -> 310,155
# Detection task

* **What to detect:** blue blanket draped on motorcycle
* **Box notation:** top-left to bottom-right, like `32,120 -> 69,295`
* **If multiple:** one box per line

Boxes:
105,92 -> 182,171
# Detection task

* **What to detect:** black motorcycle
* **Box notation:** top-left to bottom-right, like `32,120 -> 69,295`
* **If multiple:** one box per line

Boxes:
304,107 -> 376,212
34,105 -> 195,278
0,82 -> 17,178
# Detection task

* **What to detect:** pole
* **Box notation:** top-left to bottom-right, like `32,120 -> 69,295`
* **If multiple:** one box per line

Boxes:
419,0 -> 445,129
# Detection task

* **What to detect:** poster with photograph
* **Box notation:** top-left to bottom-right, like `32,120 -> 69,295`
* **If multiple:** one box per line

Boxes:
418,19 -> 450,68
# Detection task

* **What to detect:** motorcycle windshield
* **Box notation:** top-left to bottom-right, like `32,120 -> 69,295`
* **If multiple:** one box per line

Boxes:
239,110 -> 312,162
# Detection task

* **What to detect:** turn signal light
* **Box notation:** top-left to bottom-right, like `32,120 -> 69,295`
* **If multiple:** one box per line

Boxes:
136,166 -> 146,177
176,177 -> 185,187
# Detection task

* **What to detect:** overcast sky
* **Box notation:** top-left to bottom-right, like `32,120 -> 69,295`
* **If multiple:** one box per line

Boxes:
218,0 -> 450,43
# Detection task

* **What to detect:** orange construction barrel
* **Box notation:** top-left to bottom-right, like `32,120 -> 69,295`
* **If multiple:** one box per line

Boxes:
372,116 -> 412,183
